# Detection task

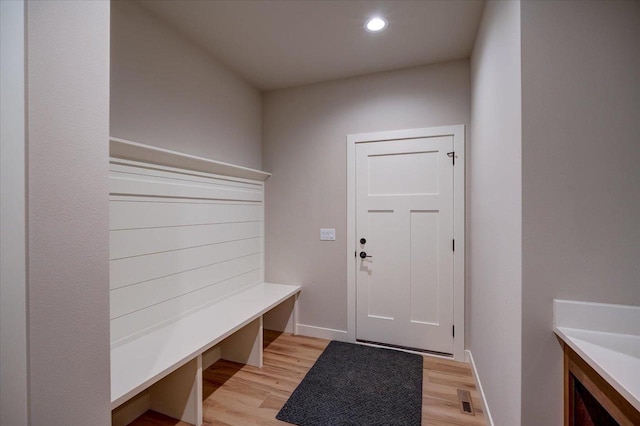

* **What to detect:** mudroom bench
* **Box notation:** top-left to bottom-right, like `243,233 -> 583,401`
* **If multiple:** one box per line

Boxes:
111,282 -> 300,426
107,138 -> 298,425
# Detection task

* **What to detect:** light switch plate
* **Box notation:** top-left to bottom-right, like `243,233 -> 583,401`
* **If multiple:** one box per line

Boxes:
320,228 -> 336,241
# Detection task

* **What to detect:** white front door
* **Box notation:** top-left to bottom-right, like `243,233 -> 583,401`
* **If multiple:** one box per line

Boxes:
355,136 -> 455,354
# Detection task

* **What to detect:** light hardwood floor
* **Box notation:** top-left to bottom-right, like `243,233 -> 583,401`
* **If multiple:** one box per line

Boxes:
131,331 -> 486,426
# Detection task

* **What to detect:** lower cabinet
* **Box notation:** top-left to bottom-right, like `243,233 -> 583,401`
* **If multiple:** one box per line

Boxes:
563,344 -> 640,426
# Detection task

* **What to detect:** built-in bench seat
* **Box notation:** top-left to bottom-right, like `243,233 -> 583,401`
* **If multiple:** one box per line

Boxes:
111,282 -> 300,426
108,139 -> 292,425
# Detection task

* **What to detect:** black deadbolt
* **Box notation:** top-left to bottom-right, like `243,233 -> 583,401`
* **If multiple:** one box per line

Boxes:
360,238 -> 366,244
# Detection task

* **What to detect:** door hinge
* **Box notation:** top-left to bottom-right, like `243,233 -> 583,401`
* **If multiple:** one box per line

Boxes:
447,151 -> 455,165
452,239 -> 455,251
452,325 -> 455,338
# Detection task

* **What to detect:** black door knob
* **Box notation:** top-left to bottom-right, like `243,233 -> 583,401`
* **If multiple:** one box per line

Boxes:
359,251 -> 372,259
360,238 -> 366,244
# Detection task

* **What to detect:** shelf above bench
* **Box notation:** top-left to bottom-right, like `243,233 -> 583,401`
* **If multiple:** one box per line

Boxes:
110,137 -> 271,182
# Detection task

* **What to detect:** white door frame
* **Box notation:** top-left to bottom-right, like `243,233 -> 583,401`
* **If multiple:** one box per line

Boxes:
346,125 -> 465,361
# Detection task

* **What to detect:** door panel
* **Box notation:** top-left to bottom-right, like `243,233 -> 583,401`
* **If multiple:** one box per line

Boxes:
366,210 -> 396,320
368,151 -> 439,195
410,210 -> 439,325
356,136 -> 454,354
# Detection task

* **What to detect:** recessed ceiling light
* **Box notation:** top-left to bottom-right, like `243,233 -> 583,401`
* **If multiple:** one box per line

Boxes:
365,17 -> 387,33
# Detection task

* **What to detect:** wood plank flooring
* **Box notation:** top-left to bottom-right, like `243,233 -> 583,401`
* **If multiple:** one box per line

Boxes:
131,331 -> 486,425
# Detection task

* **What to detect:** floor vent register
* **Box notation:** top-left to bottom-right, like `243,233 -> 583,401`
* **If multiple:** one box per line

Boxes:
457,389 -> 475,416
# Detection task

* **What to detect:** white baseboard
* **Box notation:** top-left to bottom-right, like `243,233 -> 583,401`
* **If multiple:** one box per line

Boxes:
465,350 -> 494,426
295,323 -> 349,341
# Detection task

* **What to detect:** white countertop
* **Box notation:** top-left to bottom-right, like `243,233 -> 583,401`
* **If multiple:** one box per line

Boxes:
553,300 -> 640,412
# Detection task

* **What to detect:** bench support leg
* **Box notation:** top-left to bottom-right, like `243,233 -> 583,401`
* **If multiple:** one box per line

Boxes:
264,294 -> 298,334
222,316 -> 263,368
149,356 -> 203,426
293,292 -> 299,335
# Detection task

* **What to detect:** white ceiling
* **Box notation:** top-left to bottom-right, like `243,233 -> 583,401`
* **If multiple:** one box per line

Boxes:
138,0 -> 485,91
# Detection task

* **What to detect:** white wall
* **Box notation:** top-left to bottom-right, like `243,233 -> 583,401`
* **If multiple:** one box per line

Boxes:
110,1 -> 262,169
27,1 -> 111,424
262,61 -> 470,334
521,2 -> 640,425
468,2 -> 522,425
0,1 -> 28,424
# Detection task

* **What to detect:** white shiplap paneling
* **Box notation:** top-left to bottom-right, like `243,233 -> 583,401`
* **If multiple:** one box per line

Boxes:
111,269 -> 263,344
110,199 -> 261,230
110,237 -> 261,289
110,253 -> 261,318
109,156 -> 265,345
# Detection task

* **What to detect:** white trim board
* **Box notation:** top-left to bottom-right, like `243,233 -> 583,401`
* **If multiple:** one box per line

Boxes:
295,324 -> 349,342
110,137 -> 271,182
465,350 -> 495,426
554,299 -> 640,336
346,125 -> 466,361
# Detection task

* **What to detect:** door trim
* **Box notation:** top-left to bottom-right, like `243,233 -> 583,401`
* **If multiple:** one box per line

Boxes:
346,125 -> 465,361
